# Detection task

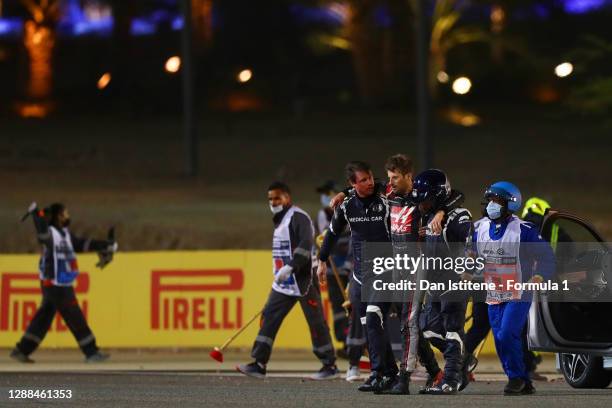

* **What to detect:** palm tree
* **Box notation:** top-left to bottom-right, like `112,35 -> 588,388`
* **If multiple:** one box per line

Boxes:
567,35 -> 612,116
300,0 -> 412,106
303,0 -> 491,103
21,0 -> 61,104
407,0 -> 489,97
192,0 -> 213,46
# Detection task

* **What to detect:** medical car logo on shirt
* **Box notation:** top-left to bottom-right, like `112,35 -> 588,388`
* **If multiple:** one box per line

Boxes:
348,216 -> 384,223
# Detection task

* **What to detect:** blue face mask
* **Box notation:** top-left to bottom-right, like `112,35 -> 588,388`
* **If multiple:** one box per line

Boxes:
320,194 -> 332,208
486,201 -> 503,220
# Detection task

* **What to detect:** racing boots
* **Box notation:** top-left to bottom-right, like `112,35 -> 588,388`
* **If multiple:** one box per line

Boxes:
358,374 -> 380,392
379,371 -> 410,395
418,369 -> 443,394
427,381 -> 459,395
372,375 -> 398,394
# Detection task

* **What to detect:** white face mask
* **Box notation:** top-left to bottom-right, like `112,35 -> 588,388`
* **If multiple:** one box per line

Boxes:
486,201 -> 503,220
320,194 -> 332,208
270,204 -> 284,214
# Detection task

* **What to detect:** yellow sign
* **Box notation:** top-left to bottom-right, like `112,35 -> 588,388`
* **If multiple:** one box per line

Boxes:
0,252 -> 495,355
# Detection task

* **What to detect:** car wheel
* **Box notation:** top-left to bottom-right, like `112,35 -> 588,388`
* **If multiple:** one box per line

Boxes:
560,353 -> 611,388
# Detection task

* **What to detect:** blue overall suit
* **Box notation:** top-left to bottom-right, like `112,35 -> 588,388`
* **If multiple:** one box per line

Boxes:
472,215 -> 554,382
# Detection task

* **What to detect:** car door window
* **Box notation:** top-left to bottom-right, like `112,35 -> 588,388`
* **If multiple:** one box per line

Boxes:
541,214 -> 612,343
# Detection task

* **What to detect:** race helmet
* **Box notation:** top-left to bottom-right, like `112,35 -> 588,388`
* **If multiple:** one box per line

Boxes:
483,181 -> 522,213
521,197 -> 551,218
411,169 -> 451,206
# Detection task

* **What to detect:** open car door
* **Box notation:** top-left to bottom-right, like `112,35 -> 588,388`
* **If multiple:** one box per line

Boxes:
528,209 -> 612,388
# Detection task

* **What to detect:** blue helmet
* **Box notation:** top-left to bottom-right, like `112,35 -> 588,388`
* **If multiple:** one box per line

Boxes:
411,169 -> 451,206
484,181 -> 522,213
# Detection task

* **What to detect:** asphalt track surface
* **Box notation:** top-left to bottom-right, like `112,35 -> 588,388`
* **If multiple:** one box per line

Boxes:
0,371 -> 610,408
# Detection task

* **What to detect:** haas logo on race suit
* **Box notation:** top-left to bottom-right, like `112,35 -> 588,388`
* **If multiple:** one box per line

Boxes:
391,206 -> 415,235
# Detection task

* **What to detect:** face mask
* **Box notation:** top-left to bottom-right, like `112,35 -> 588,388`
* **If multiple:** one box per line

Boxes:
486,201 -> 503,220
320,194 -> 332,208
270,204 -> 284,214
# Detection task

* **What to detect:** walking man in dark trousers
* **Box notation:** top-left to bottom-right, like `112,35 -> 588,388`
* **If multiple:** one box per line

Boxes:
237,182 -> 338,380
317,161 -> 398,393
10,202 -> 116,363
315,180 -> 352,357
411,169 -> 473,395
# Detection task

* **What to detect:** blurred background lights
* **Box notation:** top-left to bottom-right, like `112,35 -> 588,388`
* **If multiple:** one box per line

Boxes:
555,62 -> 573,78
237,69 -> 253,83
97,72 -> 111,90
437,71 -> 449,84
452,77 -> 472,95
165,56 -> 181,73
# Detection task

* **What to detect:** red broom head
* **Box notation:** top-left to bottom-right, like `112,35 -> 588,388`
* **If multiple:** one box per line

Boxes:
209,347 -> 224,363
358,360 -> 371,371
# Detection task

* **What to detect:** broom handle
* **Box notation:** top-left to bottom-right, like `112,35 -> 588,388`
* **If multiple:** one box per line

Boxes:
219,309 -> 263,351
315,232 -> 349,305
474,331 -> 489,359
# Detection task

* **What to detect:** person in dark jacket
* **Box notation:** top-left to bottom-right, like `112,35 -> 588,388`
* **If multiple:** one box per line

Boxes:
317,161 -> 398,393
384,156 -> 464,395
315,180 -> 353,364
325,157 -> 464,393
412,169 -> 473,395
237,182 -> 338,380
10,202 -> 116,363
